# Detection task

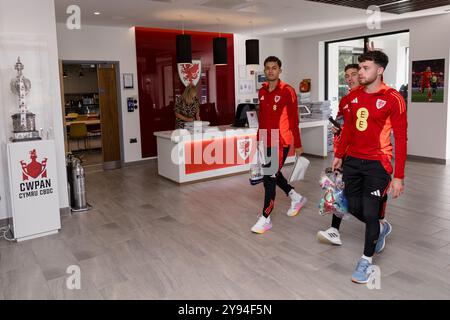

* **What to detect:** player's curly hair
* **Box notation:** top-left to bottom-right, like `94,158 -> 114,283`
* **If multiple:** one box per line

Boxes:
358,50 -> 389,69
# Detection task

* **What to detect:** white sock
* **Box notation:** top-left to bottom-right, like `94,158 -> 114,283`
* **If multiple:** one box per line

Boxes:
362,255 -> 373,263
379,221 -> 384,234
289,189 -> 301,200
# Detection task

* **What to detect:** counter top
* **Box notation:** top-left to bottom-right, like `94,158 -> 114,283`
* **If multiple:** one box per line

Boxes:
154,119 -> 328,143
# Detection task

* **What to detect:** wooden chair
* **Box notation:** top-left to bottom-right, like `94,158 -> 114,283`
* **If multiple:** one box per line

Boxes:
69,123 -> 88,150
66,113 -> 78,120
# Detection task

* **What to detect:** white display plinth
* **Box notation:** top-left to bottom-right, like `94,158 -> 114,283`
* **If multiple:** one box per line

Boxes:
6,140 -> 61,242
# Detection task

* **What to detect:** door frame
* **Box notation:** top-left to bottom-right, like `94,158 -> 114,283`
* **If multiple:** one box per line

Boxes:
324,29 -> 410,100
61,60 -> 124,168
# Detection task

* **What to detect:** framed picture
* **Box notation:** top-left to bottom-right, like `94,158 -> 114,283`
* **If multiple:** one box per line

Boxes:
412,59 -> 445,103
255,71 -> 266,90
123,73 -> 134,89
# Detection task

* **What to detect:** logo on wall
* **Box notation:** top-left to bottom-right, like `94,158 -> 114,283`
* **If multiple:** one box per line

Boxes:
20,149 -> 47,181
237,138 -> 252,161
178,60 -> 201,87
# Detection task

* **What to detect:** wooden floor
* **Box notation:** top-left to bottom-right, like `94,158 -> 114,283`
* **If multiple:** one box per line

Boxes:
1,157 -> 450,299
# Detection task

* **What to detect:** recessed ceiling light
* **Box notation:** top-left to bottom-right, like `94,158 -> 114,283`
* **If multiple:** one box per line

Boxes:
94,12 -> 101,15
283,28 -> 288,31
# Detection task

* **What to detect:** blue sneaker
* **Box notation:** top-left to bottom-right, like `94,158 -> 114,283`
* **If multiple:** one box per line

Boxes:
351,258 -> 373,284
375,220 -> 392,254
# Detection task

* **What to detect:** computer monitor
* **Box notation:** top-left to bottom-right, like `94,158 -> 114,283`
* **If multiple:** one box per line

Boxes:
233,103 -> 257,127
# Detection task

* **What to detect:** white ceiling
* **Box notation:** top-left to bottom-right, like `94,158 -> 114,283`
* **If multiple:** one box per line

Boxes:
54,0 -> 450,38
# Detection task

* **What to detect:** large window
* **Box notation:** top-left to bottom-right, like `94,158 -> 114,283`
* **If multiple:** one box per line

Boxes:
325,31 -> 409,117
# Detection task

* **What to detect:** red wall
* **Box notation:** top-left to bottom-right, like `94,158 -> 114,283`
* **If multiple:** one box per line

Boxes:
135,27 -> 236,158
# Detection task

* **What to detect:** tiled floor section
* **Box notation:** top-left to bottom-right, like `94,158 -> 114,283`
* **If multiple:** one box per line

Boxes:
1,157 -> 450,299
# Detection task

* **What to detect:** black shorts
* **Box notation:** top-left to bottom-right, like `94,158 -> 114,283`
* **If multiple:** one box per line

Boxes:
343,155 -> 391,202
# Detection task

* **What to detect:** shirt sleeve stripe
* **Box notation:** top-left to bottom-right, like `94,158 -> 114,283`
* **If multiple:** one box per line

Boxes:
390,91 -> 406,114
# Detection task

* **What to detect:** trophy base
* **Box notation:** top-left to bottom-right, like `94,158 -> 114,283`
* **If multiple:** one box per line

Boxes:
11,130 -> 41,142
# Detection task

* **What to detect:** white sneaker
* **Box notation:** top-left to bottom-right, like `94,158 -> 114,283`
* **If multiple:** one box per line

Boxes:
251,215 -> 272,234
317,227 -> 342,245
287,191 -> 307,217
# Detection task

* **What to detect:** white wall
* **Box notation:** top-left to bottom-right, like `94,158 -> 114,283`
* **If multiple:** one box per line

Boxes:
285,14 -> 450,161
56,24 -> 142,163
233,34 -> 294,106
0,0 -> 69,220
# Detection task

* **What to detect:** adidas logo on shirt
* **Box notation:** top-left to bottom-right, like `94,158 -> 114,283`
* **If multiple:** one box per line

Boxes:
371,190 -> 382,197
351,97 -> 358,104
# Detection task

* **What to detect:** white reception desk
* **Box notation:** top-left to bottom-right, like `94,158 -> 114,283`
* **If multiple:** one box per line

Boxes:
154,119 -> 328,184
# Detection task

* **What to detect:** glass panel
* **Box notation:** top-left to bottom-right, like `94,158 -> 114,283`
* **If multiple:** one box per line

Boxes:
327,39 -> 365,117
368,32 -> 410,91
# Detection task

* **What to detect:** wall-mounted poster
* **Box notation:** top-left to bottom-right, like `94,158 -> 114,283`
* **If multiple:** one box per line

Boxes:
412,59 -> 445,103
255,72 -> 266,90
239,79 -> 255,94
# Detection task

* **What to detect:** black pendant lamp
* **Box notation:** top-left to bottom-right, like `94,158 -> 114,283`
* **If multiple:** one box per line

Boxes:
213,37 -> 227,65
176,34 -> 192,63
246,39 -> 259,65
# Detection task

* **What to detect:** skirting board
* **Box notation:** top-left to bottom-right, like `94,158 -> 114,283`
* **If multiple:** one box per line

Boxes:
122,157 -> 157,167
407,155 -> 447,165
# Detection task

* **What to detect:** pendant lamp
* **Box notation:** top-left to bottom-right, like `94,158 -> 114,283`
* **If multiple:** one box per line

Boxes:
213,37 -> 227,65
246,39 -> 259,65
176,34 -> 192,64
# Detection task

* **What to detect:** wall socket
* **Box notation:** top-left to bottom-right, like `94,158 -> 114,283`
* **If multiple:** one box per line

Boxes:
130,138 -> 138,144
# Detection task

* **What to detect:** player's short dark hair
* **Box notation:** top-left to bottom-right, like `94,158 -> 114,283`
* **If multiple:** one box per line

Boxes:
264,56 -> 282,68
345,64 -> 359,72
358,50 -> 389,69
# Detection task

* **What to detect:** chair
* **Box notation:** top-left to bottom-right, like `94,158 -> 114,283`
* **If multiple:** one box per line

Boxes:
66,113 -> 78,120
76,115 -> 88,121
69,123 -> 88,151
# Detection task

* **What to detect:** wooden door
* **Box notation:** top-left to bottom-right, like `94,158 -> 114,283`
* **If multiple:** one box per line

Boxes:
98,64 -> 121,169
59,60 -> 68,153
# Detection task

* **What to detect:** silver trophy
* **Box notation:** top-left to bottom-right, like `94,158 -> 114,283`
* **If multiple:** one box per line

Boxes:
10,57 -> 41,142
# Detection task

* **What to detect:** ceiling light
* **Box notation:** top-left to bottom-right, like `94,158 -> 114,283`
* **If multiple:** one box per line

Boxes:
283,28 -> 288,31
176,34 -> 192,63
213,37 -> 227,65
94,12 -> 101,15
246,39 -> 259,65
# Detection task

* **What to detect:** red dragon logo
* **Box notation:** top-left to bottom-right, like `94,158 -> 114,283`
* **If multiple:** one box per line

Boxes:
20,149 -> 47,181
178,60 -> 201,87
237,138 -> 253,161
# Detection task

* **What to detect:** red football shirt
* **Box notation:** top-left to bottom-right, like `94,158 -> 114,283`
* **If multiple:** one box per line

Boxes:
257,80 -> 302,149
333,87 -> 360,154
335,83 -> 407,179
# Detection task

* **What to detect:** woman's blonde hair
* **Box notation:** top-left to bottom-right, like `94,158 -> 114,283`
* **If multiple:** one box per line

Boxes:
182,84 -> 197,105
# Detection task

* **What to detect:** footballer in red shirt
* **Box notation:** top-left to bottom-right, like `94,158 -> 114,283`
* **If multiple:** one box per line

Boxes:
251,56 -> 307,234
419,67 -> 435,102
332,50 -> 407,284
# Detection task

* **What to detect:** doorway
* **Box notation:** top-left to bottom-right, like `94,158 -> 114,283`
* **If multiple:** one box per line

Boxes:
61,61 -> 122,170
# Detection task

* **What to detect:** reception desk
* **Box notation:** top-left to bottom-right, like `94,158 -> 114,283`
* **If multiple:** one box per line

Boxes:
154,119 -> 328,183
